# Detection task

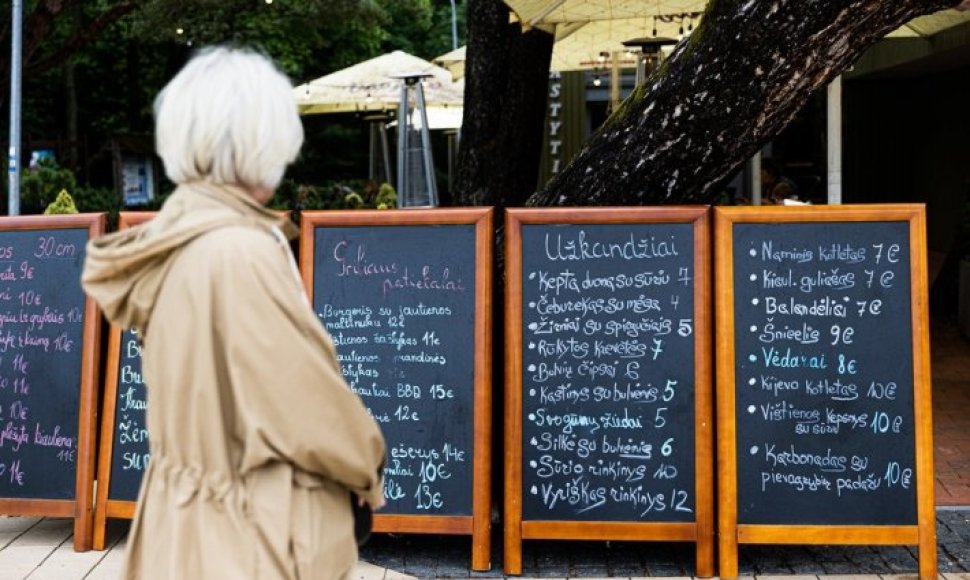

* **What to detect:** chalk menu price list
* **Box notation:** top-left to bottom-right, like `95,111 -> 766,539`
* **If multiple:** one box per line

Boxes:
0,229 -> 89,499
733,221 -> 917,525
314,225 -> 476,517
520,223 -> 696,522
107,328 -> 148,502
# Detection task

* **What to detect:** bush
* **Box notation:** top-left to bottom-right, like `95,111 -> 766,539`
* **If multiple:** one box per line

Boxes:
269,179 -> 397,212
375,182 -> 397,209
43,190 -> 79,214
74,185 -> 124,229
21,158 -> 76,214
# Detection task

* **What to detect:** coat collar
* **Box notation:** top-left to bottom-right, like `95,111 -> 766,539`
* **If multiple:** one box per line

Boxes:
186,181 -> 299,240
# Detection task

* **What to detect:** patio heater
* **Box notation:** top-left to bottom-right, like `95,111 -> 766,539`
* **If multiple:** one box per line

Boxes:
622,37 -> 677,86
392,72 -> 438,208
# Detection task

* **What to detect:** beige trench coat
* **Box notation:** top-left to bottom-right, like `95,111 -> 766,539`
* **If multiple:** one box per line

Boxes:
83,183 -> 386,579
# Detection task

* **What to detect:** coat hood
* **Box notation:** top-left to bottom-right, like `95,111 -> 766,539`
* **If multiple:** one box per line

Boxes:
82,181 -> 298,331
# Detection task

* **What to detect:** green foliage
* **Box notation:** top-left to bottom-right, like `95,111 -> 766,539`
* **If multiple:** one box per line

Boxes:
21,159 -> 77,214
74,185 -> 125,229
344,191 -> 365,209
43,190 -> 79,215
376,182 -> 397,209
12,0 -> 466,200
127,0 -> 389,79
373,0 -> 465,60
269,178 -> 397,212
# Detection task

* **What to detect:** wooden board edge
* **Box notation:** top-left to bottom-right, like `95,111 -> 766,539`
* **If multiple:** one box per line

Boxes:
692,209 -> 715,578
909,207 -> 937,579
472,208 -> 493,572
713,207 -> 740,578
372,514 -> 473,535
522,520 -> 697,541
737,524 -> 920,545
105,500 -> 137,520
496,205 -> 710,225
93,324 -> 124,550
73,213 -> 107,551
713,203 -> 926,223
0,498 -> 76,518
503,209 -> 526,576
300,208 -> 493,227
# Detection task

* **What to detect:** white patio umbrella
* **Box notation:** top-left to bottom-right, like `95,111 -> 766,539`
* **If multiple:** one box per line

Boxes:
293,50 -> 465,191
433,45 -> 466,81
293,50 -> 464,115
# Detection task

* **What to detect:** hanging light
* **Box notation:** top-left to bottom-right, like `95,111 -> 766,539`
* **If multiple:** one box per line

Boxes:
652,17 -> 657,37
593,74 -> 601,87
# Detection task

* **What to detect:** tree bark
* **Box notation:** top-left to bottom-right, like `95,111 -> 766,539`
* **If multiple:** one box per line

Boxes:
453,0 -> 553,207
527,0 -> 959,207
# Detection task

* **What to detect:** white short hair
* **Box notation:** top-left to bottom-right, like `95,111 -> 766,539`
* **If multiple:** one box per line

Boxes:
154,46 -> 304,190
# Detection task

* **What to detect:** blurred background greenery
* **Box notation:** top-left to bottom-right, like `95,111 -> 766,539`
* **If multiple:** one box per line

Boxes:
0,0 -> 466,221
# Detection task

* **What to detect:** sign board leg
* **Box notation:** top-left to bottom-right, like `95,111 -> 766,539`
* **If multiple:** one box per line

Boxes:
918,522 -> 937,579
696,530 -> 715,577
504,524 -> 522,575
719,530 -> 738,579
472,522 -> 490,570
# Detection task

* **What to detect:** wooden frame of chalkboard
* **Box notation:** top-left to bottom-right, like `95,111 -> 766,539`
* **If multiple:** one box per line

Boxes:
93,211 -> 155,550
300,208 -> 493,571
504,207 -> 713,577
0,213 -> 105,551
714,205 -> 935,579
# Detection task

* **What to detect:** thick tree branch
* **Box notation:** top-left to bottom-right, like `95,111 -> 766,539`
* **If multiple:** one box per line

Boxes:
528,0 -> 960,207
26,1 -> 145,76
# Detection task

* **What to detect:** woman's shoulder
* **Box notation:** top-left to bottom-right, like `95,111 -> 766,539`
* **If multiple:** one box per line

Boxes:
190,222 -> 280,255
172,223 -> 289,285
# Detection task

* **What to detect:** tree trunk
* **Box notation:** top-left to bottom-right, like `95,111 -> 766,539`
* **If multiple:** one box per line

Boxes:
453,0 -> 553,207
527,0 -> 959,207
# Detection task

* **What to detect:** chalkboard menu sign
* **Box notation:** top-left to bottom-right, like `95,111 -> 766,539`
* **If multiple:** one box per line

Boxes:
93,212 -> 154,550
300,208 -> 493,571
0,214 -> 105,551
714,205 -> 936,579
504,207 -> 712,577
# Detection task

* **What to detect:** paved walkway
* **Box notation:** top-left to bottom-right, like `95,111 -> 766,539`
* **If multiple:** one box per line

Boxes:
932,319 -> 970,506
2,510 -> 968,579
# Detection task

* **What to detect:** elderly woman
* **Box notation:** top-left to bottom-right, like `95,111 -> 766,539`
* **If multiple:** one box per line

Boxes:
82,47 -> 386,579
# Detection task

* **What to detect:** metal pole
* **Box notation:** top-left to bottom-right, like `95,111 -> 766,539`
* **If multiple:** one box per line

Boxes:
414,82 -> 438,207
379,122 -> 393,186
8,0 -> 23,216
397,84 -> 407,207
449,0 -> 458,51
826,75 -> 843,205
609,51 -> 621,113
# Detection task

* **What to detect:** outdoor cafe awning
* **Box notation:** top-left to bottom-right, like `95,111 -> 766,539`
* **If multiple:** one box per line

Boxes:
503,0 -> 970,71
